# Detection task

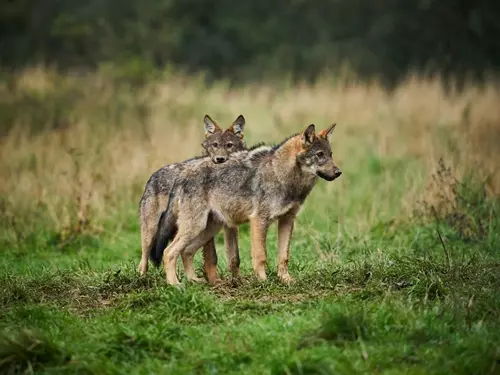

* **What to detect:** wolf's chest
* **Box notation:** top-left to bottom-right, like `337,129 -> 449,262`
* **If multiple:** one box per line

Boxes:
267,184 -> 312,219
268,199 -> 300,220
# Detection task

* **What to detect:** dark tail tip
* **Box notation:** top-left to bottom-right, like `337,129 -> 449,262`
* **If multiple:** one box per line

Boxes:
149,233 -> 161,268
150,209 -> 177,267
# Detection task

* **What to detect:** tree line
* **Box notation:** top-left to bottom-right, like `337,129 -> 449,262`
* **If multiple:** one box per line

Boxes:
1,0 -> 499,85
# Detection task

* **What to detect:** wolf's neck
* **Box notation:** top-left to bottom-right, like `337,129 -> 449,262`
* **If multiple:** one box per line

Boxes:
271,137 -> 317,201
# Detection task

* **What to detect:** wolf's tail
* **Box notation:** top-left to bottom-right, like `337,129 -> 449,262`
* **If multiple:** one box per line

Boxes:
150,184 -> 178,267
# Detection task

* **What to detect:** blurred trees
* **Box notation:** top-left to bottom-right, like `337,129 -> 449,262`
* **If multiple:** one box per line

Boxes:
1,0 -> 499,85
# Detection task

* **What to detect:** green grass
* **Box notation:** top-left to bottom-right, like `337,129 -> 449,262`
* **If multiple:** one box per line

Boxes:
1,70 -> 499,373
1,179 -> 499,375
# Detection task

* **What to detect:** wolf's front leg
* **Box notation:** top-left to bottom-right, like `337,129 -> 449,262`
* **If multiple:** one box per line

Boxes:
224,226 -> 240,278
277,211 -> 297,284
250,217 -> 269,280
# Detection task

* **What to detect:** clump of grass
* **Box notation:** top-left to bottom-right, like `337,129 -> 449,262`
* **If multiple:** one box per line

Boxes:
0,329 -> 71,374
99,328 -> 174,361
418,158 -> 495,242
0,271 -> 101,313
299,310 -> 367,348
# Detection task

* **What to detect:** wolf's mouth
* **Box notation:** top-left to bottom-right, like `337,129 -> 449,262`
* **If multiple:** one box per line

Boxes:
316,170 -> 341,181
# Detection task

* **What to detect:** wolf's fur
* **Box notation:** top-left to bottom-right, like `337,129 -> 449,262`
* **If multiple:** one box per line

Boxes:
160,123 -> 342,285
138,114 -> 247,282
154,142 -> 265,281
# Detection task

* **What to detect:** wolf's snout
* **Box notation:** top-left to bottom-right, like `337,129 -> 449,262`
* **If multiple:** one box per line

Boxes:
214,156 -> 227,164
317,167 -> 342,181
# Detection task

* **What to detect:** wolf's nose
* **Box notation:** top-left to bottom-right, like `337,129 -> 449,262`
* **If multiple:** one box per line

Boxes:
215,156 -> 226,163
333,168 -> 342,178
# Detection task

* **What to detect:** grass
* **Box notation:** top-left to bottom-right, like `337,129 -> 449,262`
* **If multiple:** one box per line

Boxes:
0,68 -> 499,374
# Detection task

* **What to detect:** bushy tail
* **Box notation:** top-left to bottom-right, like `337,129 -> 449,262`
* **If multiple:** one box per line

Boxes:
149,186 -> 178,267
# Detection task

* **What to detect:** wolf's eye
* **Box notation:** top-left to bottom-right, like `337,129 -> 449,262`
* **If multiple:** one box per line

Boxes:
212,142 -> 219,148
316,151 -> 325,158
226,142 -> 234,149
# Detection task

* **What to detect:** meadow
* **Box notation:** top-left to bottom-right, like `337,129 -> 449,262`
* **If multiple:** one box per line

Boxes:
0,69 -> 499,374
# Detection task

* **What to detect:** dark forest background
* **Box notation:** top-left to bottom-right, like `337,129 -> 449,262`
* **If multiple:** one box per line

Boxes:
1,0 -> 499,85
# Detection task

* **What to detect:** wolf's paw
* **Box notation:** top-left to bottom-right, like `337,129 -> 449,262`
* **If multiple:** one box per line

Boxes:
188,275 -> 206,283
208,276 -> 223,286
278,272 -> 294,284
166,275 -> 182,286
138,263 -> 148,276
255,270 -> 267,281
230,266 -> 241,279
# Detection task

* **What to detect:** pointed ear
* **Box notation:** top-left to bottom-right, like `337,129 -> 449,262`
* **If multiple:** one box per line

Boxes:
301,124 -> 316,148
228,114 -> 245,138
204,115 -> 222,137
317,123 -> 336,141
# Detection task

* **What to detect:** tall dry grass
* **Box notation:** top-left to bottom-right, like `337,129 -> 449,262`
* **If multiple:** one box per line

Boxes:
0,68 -> 499,239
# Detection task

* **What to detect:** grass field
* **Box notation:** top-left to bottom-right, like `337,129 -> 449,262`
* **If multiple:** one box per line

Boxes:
1,69 -> 499,374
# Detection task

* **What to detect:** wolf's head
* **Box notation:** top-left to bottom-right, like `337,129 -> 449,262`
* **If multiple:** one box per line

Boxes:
202,114 -> 246,164
296,123 -> 342,181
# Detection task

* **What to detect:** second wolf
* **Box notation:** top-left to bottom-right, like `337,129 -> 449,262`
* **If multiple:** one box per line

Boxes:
157,122 -> 342,285
138,114 -> 247,283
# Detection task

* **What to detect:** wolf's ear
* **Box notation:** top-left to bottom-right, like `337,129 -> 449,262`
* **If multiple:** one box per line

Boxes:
229,114 -> 245,138
317,123 -> 336,141
301,124 -> 316,148
204,115 -> 222,137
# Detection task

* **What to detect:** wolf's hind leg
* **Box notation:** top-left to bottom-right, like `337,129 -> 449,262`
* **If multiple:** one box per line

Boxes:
165,233 -> 208,285
182,219 -> 222,283
202,238 -> 222,285
224,226 -> 240,278
139,216 -> 157,275
163,235 -> 184,285
164,210 -> 211,285
181,251 -> 205,283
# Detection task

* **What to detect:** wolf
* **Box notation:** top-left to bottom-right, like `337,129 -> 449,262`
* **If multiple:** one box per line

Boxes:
138,114 -> 247,283
158,123 -> 342,285
151,142 -> 266,283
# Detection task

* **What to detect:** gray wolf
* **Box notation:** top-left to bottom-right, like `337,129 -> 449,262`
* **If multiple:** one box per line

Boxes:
158,123 -> 342,285
138,114 -> 247,283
